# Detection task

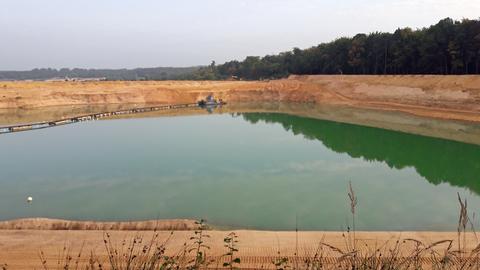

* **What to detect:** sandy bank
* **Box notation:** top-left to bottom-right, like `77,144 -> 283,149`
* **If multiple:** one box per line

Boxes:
0,219 -> 478,269
0,229 -> 477,269
1,75 -> 479,123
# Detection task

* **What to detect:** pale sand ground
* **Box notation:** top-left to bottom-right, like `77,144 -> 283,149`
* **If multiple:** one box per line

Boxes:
0,229 -> 477,269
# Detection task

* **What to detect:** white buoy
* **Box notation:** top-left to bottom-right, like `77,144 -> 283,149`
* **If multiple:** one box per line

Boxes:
27,196 -> 33,203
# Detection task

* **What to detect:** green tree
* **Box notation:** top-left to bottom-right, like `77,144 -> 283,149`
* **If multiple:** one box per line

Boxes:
183,17 -> 480,80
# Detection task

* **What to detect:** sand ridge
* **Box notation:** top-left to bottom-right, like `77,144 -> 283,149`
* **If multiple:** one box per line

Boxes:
0,218 -> 196,231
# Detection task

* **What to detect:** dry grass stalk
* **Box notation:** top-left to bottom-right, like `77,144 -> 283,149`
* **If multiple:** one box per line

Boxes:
347,181 -> 358,269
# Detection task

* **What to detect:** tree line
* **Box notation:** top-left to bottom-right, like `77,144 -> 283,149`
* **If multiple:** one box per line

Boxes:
186,18 -> 480,80
2,18 -> 479,81
0,67 -> 199,81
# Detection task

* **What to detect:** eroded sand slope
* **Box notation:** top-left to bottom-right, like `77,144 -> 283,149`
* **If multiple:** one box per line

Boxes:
1,75 -> 479,122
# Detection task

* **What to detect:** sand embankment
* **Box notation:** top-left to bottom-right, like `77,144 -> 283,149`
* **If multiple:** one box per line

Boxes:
0,218 -> 196,231
1,75 -> 479,122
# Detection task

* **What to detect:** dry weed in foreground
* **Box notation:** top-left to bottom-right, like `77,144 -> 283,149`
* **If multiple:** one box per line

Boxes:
220,232 -> 240,270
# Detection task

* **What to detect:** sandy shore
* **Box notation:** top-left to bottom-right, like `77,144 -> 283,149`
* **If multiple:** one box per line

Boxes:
1,75 -> 479,123
0,228 -> 477,269
0,219 -> 478,269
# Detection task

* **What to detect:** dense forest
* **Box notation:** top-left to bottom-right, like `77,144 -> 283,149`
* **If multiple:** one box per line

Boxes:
187,18 -> 480,80
0,67 -> 199,81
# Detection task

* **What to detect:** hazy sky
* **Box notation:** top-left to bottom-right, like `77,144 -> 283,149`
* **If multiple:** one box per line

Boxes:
1,0 -> 479,70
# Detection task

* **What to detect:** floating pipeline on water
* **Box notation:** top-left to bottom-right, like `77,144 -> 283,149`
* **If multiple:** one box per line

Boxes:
0,102 -> 226,135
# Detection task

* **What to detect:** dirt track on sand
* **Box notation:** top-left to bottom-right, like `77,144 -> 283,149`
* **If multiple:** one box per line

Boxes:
1,75 -> 479,122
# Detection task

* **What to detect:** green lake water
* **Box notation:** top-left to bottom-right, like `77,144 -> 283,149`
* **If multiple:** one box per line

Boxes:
1,112 -> 480,231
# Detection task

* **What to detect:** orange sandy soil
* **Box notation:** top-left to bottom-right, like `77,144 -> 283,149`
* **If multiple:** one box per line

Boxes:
1,75 -> 479,123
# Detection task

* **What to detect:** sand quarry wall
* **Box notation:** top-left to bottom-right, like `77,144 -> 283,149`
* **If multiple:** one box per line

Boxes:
1,75 -> 480,122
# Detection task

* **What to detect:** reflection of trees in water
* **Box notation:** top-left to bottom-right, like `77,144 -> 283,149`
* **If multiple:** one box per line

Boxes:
241,113 -> 480,194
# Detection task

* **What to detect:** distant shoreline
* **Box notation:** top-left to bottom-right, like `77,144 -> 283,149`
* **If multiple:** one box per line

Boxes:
1,101 -> 480,146
0,217 -> 468,232
1,76 -> 479,124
